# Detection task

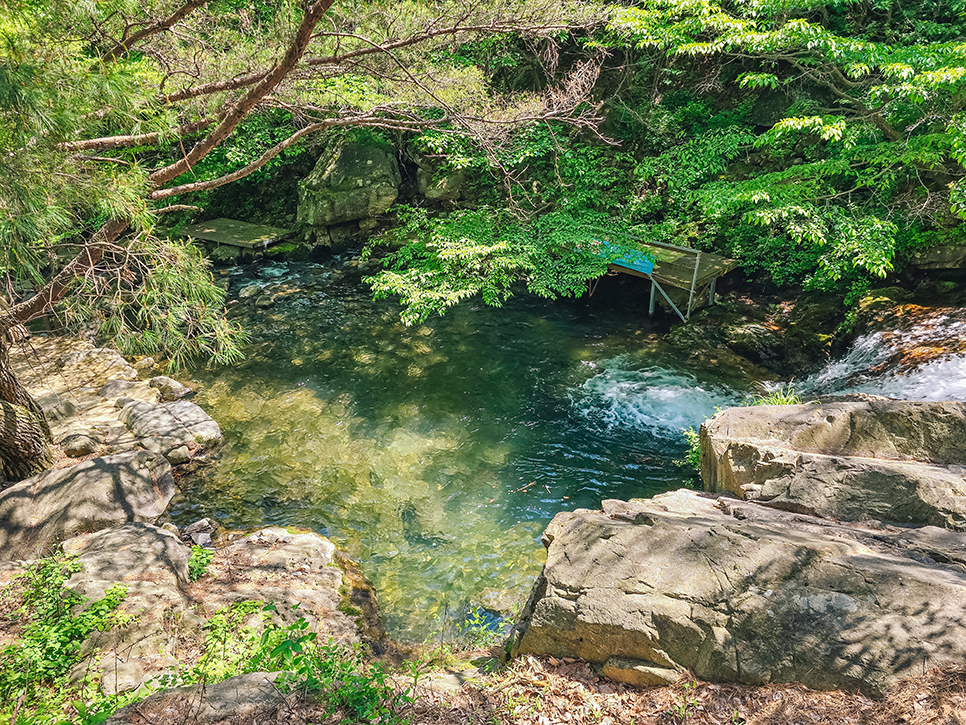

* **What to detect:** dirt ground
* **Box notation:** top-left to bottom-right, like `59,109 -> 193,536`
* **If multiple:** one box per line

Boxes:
399,653 -> 965,725
119,651 -> 966,725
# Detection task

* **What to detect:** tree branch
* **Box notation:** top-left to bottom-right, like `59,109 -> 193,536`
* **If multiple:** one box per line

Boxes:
148,0 -> 337,188
2,218 -> 129,329
149,121 -> 330,199
58,119 -> 213,152
103,0 -> 211,61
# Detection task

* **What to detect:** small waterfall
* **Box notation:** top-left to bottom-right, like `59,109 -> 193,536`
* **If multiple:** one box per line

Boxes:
574,358 -> 739,438
802,314 -> 966,402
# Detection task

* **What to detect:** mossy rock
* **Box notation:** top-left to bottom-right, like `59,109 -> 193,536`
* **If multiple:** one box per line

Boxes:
265,242 -> 311,261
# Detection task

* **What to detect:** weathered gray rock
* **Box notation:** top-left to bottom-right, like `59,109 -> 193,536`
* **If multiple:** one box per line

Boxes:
909,243 -> 966,270
60,432 -> 99,457
297,139 -> 400,228
64,523 -> 200,695
164,444 -> 191,465
106,672 -> 286,724
700,400 -> 966,529
510,491 -> 966,697
119,400 -> 223,452
0,452 -> 175,560
415,156 -> 466,202
65,524 -> 360,697
148,375 -> 192,401
204,527 -> 356,639
64,522 -> 191,599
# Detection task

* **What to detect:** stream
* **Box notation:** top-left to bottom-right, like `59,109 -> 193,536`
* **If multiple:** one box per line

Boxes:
172,258 -> 965,640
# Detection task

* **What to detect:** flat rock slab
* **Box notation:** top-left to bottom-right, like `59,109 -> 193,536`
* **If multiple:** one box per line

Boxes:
511,490 -> 966,697
106,672 -> 287,724
182,218 -> 292,249
0,451 -> 174,561
701,400 -> 966,528
119,400 -> 223,453
63,523 -> 200,693
202,527 -> 356,641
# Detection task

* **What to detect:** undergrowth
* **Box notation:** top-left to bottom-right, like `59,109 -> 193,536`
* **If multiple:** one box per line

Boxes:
0,555 -> 130,725
0,557 -> 430,725
154,601 -> 423,724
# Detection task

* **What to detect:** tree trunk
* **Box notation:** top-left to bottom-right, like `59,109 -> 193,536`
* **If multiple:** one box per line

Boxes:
0,340 -> 54,484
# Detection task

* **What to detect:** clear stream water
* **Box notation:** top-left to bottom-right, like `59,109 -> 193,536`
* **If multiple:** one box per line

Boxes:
172,259 -> 965,640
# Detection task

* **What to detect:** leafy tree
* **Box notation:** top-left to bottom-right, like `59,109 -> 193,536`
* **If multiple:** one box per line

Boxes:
607,0 -> 966,295
370,0 -> 966,324
0,0 -> 607,482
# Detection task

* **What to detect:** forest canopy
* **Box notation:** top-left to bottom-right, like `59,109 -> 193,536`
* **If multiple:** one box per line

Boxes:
366,0 -> 966,315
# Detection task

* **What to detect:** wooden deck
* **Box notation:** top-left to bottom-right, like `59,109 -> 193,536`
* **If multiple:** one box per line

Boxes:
588,235 -> 738,320
609,247 -> 738,289
181,218 -> 293,250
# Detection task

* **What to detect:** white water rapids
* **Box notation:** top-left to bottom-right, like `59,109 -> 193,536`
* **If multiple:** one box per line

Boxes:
802,315 -> 966,402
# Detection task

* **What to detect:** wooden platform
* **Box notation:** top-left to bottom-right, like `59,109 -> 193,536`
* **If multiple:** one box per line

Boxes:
586,234 -> 738,321
609,246 -> 738,289
180,218 -> 292,250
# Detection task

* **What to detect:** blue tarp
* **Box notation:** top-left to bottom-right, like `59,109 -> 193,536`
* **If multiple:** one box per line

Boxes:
585,239 -> 655,275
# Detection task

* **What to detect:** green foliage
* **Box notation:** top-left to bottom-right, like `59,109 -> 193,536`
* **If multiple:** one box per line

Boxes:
680,426 -> 701,471
595,0 -> 966,298
187,546 -> 215,582
170,110 -> 306,187
265,634 -> 415,723
60,236 -> 247,371
670,680 -> 699,724
743,383 -> 811,407
365,206 -> 640,324
0,556 -> 129,725
158,602 -> 418,724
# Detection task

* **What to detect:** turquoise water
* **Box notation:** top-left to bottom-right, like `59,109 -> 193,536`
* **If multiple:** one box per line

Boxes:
173,260 -> 745,639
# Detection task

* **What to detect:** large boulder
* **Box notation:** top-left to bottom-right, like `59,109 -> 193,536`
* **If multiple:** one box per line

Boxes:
0,451 -> 174,561
297,139 -> 400,229
119,399 -> 223,454
909,243 -> 966,270
700,400 -> 966,529
510,491 -> 966,697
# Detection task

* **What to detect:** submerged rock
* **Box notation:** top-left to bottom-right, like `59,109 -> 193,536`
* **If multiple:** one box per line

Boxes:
700,400 -> 966,529
510,491 -> 966,697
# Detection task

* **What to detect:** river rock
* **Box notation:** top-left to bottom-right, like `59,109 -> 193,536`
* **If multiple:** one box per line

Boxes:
0,451 -> 175,561
909,243 -> 966,270
700,400 -> 966,529
202,527 -> 358,638
297,138 -> 401,229
414,154 -> 467,203
509,490 -> 966,697
59,432 -> 99,457
62,524 -> 362,697
148,375 -> 192,401
63,523 -> 200,695
119,399 -> 223,453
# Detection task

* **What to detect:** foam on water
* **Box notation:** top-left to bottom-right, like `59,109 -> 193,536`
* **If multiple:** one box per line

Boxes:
574,357 -> 740,438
